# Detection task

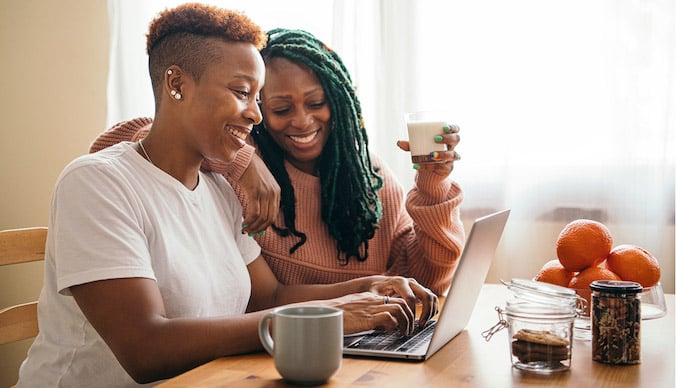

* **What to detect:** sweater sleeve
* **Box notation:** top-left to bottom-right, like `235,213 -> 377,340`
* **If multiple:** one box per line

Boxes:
201,147 -> 253,221
88,117 -> 254,184
88,117 -> 255,220
88,117 -> 153,153
201,144 -> 255,181
383,164 -> 465,295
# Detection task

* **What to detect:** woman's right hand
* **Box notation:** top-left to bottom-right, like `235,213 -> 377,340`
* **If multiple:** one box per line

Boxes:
326,292 -> 416,336
396,123 -> 461,177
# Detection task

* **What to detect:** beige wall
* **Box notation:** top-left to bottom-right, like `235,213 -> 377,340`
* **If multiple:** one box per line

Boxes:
0,1 -> 108,386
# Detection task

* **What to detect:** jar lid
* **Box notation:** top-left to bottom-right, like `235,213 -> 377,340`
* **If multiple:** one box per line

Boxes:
502,278 -> 578,306
590,280 -> 643,294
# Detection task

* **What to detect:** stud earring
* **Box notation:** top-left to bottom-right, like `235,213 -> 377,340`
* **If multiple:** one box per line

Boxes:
170,90 -> 182,100
167,69 -> 173,75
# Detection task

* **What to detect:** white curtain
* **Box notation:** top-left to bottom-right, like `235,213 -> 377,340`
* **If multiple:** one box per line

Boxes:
107,0 -> 675,291
106,0 -> 336,126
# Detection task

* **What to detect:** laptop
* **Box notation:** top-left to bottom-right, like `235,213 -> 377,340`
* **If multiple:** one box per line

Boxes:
343,208 -> 510,361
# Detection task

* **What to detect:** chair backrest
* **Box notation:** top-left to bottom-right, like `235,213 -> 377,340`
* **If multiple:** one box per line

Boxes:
0,227 -> 47,345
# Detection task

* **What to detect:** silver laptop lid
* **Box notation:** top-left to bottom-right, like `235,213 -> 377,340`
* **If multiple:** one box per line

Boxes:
425,208 -> 510,358
343,209 -> 510,360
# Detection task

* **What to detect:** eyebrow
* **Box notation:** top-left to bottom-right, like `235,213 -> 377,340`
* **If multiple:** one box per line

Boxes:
233,73 -> 259,83
265,87 -> 325,101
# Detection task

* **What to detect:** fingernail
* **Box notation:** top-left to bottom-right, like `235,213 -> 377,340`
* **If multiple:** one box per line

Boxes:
248,232 -> 255,237
413,163 -> 420,170
430,151 -> 439,159
443,125 -> 451,133
434,135 -> 443,142
257,230 -> 265,236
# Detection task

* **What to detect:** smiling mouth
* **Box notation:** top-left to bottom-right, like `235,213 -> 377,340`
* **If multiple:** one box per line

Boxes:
228,126 -> 249,141
289,130 -> 319,144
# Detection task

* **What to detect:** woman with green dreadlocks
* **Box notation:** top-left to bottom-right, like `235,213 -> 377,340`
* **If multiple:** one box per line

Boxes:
251,28 -> 464,295
90,28 -> 464,296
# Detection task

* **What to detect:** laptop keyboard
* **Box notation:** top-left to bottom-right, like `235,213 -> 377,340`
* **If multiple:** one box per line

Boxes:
347,319 -> 437,352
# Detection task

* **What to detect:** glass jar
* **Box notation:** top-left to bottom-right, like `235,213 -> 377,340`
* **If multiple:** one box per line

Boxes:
590,280 -> 642,365
483,279 -> 582,373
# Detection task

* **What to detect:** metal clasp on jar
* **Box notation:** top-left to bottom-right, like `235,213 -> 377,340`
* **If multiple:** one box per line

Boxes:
575,294 -> 588,317
482,306 -> 508,342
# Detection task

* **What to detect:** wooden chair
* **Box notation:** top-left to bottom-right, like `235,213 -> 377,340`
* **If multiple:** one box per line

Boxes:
0,227 -> 47,345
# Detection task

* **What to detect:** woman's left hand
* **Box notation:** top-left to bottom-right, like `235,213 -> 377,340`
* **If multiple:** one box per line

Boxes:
365,275 -> 440,327
239,153 -> 280,234
397,123 -> 461,177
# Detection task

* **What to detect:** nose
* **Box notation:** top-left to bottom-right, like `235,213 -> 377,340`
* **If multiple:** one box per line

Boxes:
290,108 -> 312,128
244,100 -> 263,125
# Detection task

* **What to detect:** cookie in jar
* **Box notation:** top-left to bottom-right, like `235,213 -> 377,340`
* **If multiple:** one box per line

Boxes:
483,279 -> 581,373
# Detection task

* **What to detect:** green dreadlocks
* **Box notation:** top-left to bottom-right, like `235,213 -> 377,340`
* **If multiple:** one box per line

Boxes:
252,28 -> 383,264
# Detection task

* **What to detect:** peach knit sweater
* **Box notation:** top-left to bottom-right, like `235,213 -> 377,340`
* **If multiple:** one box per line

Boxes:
90,119 -> 465,295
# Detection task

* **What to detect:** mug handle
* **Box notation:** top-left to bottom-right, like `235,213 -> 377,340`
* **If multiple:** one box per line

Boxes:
258,311 -> 275,355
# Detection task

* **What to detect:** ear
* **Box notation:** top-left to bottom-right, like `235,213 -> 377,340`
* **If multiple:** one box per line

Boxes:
164,66 -> 184,101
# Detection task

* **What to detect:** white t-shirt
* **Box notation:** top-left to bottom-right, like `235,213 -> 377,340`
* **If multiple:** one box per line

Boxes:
17,142 -> 260,387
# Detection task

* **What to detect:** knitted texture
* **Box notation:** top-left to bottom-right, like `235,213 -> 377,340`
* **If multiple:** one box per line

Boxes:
89,119 -> 465,295
89,118 -> 254,181
256,158 -> 464,295
255,28 -> 383,263
88,117 -> 153,153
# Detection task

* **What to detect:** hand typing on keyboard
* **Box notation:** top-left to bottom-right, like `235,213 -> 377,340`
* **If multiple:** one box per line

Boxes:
348,319 -> 438,352
365,276 -> 440,329
327,276 -> 439,337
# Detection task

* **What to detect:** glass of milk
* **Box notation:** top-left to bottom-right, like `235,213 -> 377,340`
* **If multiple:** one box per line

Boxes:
404,110 -> 449,163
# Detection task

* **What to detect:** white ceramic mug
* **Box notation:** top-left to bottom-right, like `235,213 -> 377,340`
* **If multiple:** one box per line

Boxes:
405,110 -> 449,163
258,306 -> 343,384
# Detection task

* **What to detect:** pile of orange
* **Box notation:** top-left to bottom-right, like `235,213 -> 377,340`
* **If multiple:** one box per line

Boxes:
534,219 -> 661,293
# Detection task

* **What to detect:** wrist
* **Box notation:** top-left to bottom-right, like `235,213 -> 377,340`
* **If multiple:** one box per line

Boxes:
356,276 -> 379,293
414,170 -> 453,200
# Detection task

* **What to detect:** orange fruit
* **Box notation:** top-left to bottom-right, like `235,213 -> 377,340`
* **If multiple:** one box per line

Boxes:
568,266 -> 621,314
606,244 -> 661,287
568,266 -> 621,290
534,259 -> 575,287
556,219 -> 613,272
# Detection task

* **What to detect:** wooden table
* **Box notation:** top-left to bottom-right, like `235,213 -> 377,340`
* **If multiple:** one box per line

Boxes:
158,284 -> 675,387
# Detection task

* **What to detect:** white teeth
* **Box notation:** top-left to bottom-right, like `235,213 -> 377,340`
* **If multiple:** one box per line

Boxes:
290,131 -> 319,144
228,127 -> 248,140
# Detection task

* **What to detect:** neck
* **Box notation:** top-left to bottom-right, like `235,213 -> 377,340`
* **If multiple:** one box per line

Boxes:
138,133 -> 201,190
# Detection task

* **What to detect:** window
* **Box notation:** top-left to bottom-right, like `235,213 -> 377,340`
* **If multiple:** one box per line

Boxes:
107,0 -> 674,291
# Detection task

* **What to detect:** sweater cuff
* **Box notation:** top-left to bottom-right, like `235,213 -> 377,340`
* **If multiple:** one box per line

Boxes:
217,144 -> 256,181
202,144 -> 255,178
414,170 -> 456,203
227,144 -> 255,180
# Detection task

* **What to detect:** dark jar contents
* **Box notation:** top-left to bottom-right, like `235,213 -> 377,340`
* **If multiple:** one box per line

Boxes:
590,280 -> 642,365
